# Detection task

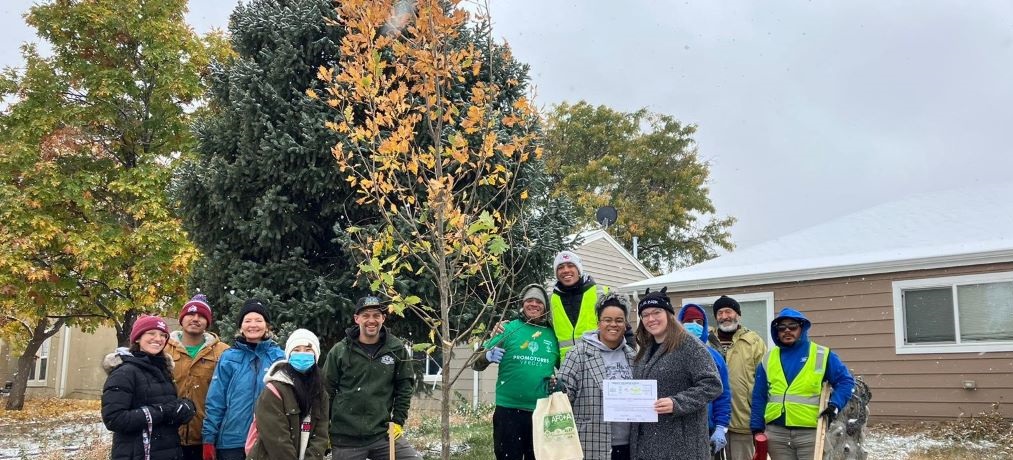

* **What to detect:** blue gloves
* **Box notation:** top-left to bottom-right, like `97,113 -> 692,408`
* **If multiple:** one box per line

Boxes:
710,426 -> 727,454
485,347 -> 505,363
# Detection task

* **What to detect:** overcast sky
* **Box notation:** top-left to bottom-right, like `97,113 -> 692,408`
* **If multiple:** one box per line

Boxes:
4,1 -> 1013,252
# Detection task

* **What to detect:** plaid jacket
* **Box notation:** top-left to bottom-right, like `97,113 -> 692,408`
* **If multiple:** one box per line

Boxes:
558,336 -> 636,460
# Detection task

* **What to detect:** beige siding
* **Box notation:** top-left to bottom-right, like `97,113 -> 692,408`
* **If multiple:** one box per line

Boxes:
576,238 -> 651,288
668,261 -> 1013,422
411,344 -> 495,414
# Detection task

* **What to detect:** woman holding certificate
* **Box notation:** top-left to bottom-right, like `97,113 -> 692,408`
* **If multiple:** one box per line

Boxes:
558,293 -> 637,460
630,288 -> 722,460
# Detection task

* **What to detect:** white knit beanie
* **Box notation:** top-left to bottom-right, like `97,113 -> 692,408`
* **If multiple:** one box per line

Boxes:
553,250 -> 583,276
285,328 -> 320,360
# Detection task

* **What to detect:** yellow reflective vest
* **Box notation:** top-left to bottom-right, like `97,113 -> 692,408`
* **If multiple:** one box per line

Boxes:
763,342 -> 829,427
549,284 -> 607,359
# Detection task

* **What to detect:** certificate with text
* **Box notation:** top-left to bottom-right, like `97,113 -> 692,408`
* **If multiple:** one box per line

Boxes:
602,379 -> 658,422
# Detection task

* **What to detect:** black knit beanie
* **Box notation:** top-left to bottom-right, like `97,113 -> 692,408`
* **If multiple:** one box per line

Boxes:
712,295 -> 741,316
238,298 -> 271,327
637,287 -> 674,316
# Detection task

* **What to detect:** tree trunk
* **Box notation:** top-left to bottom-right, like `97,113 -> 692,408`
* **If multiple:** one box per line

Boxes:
116,309 -> 139,347
4,318 -> 62,410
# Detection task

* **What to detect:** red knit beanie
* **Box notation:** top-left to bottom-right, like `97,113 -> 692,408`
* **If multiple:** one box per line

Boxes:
130,315 -> 170,343
681,306 -> 705,324
179,293 -> 213,326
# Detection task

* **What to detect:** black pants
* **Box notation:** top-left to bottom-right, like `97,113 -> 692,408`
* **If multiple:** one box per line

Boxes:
180,445 -> 201,460
493,406 -> 535,460
612,444 -> 630,460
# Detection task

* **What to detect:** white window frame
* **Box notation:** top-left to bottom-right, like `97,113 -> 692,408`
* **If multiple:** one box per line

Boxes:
27,338 -> 51,387
409,346 -> 442,384
681,291 -> 776,347
893,271 -> 1013,354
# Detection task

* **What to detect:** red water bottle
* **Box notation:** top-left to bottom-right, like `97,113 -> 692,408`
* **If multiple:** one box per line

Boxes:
752,433 -> 768,460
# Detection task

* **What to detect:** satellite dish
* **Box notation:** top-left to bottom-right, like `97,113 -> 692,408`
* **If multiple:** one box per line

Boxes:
595,206 -> 618,228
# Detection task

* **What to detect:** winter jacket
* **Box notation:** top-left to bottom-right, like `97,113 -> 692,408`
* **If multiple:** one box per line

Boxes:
630,331 -> 722,460
558,330 -> 635,460
246,361 -> 329,460
101,349 -> 187,460
165,331 -> 229,446
202,337 -> 285,449
749,308 -> 855,433
678,304 -> 731,433
551,275 -> 608,357
323,325 -> 416,447
707,323 -> 766,434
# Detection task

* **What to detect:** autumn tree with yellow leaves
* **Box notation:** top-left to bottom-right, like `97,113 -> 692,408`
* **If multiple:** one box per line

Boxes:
0,0 -> 213,409
318,0 -> 572,455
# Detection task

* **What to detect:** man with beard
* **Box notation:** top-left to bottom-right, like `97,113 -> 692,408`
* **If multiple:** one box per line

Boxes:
323,296 -> 420,459
707,295 -> 766,460
165,294 -> 229,460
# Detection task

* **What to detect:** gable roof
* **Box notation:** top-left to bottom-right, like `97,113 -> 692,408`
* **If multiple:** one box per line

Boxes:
569,229 -> 653,289
625,182 -> 1013,291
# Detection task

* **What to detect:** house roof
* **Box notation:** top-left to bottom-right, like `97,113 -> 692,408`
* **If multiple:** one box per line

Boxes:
572,229 -> 654,278
624,182 -> 1013,292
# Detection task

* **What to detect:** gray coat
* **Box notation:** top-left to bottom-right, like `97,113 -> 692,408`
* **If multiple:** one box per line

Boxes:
558,332 -> 636,460
631,332 -> 722,460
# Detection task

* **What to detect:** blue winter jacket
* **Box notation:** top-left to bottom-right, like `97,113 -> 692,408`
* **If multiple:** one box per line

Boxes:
749,308 -> 855,432
202,337 -> 285,449
678,304 -> 732,432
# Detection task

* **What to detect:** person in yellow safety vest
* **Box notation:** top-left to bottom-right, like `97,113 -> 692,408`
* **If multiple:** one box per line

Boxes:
549,250 -> 614,359
749,308 -> 855,460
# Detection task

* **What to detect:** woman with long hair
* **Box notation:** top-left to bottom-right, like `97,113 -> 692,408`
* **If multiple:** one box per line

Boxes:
102,315 -> 196,460
202,299 -> 285,460
246,329 -> 329,460
630,288 -> 722,460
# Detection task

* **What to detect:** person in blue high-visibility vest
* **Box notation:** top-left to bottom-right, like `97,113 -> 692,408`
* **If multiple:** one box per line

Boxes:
749,308 -> 854,460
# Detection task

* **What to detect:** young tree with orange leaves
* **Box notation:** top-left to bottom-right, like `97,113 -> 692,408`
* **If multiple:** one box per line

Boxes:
318,0 -> 571,456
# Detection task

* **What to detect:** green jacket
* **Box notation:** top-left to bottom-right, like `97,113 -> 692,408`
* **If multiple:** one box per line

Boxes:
322,326 -> 415,447
246,361 -> 329,460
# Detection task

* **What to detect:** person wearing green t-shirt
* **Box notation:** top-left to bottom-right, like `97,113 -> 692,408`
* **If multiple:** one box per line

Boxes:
474,283 -> 559,460
165,294 -> 230,460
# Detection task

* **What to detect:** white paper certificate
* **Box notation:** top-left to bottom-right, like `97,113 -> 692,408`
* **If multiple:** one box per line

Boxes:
602,379 -> 658,422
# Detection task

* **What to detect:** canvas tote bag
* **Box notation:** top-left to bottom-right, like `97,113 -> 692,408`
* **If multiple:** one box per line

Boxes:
532,391 -> 584,460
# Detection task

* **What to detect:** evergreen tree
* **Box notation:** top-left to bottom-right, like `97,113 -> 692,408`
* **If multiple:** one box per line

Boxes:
173,0 -> 362,342
173,0 -> 572,346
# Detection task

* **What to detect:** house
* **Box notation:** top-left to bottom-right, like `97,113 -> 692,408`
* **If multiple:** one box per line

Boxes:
623,182 -> 1013,421
414,228 -> 654,411
0,324 -> 119,401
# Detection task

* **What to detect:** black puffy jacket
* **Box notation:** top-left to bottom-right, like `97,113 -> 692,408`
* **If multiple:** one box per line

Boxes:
101,350 -> 185,460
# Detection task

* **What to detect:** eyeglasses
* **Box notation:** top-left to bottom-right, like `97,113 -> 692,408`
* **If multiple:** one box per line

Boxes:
599,318 -> 626,325
776,323 -> 800,332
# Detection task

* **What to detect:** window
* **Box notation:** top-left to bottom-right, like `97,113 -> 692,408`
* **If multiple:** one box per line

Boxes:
27,338 -> 51,386
893,272 -> 1013,354
412,349 -> 443,384
681,292 -> 775,345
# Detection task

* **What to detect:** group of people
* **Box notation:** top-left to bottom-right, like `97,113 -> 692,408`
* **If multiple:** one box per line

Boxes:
101,295 -> 420,460
100,248 -> 854,460
475,251 -> 855,460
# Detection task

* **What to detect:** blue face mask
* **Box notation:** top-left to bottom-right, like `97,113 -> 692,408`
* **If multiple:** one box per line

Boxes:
683,322 -> 704,338
289,352 -> 316,373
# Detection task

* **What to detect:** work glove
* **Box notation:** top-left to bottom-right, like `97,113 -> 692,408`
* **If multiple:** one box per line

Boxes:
710,426 -> 727,454
820,404 -> 839,423
485,347 -> 505,363
388,422 -> 404,441
202,443 -> 216,460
